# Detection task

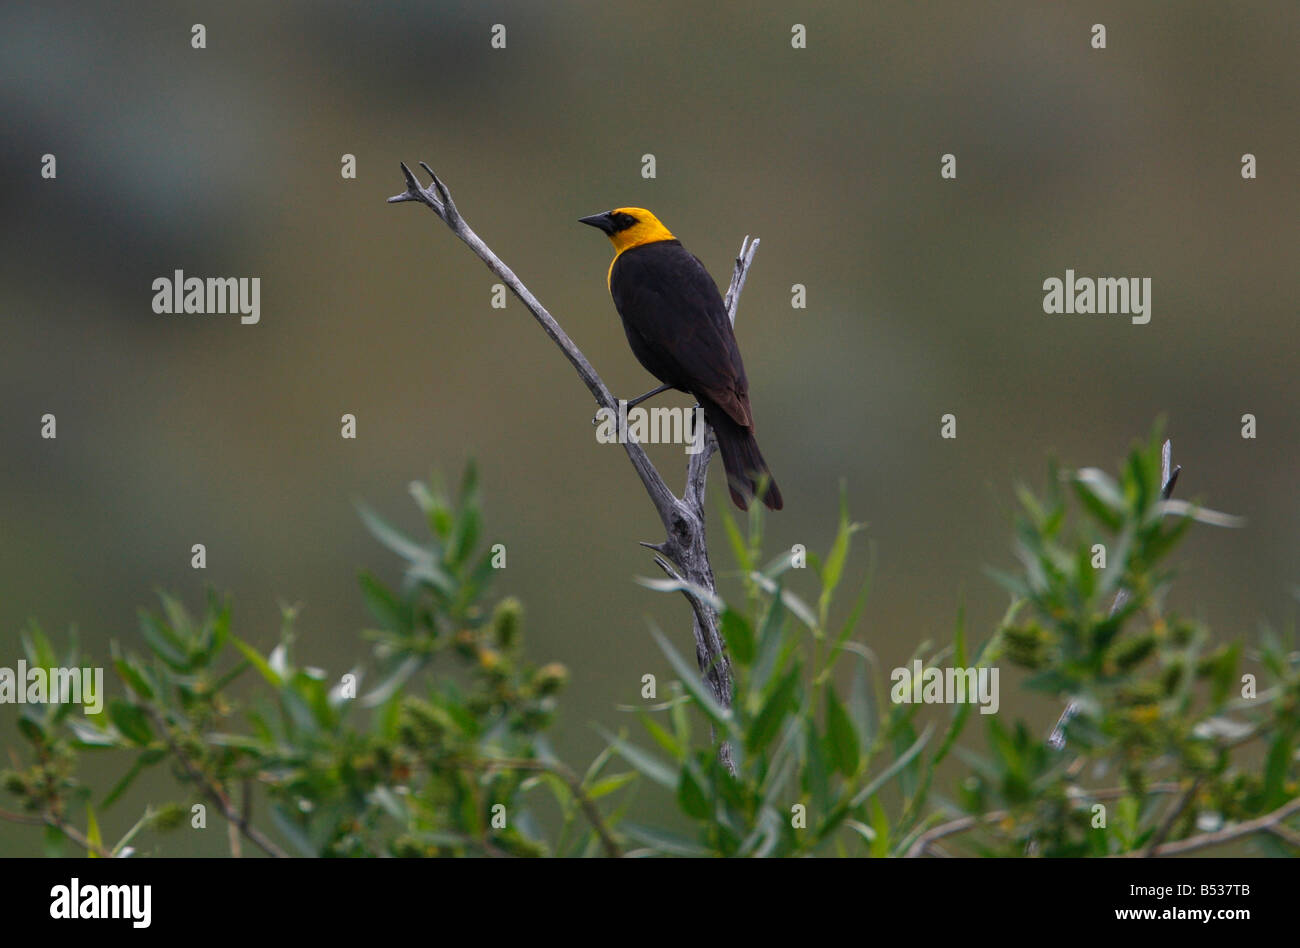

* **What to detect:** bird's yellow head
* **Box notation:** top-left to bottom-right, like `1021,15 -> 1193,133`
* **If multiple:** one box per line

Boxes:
578,207 -> 676,254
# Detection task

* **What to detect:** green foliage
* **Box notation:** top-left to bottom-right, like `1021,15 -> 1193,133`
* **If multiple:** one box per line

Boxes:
970,430 -> 1300,856
3,626 -> 88,824
3,465 -> 586,857
611,485 -> 979,856
4,431 -> 1298,858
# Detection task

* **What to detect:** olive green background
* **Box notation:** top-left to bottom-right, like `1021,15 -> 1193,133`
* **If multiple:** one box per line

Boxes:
1,1 -> 1296,855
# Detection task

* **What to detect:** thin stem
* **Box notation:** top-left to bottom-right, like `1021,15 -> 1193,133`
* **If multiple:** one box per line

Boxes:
905,783 -> 1184,857
462,757 -> 623,857
0,806 -> 115,858
1121,796 -> 1300,858
145,707 -> 288,858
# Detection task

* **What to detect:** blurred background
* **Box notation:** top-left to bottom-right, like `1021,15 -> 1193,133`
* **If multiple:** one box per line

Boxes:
1,0 -> 1296,854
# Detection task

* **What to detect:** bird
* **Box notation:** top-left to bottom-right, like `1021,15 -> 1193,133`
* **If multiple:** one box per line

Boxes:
579,207 -> 782,511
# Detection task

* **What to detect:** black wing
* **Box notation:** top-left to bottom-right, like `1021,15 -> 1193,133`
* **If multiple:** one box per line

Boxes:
610,241 -> 751,427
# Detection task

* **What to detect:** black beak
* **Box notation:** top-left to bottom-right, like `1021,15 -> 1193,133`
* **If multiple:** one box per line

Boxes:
579,212 -> 616,235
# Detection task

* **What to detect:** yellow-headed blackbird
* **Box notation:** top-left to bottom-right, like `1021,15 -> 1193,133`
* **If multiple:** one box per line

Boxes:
580,207 -> 782,511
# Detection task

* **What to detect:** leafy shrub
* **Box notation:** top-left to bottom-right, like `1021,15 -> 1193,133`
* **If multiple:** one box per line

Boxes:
4,430 -> 1297,857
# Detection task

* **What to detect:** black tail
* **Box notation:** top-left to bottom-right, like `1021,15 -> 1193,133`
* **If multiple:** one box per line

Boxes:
703,401 -> 783,511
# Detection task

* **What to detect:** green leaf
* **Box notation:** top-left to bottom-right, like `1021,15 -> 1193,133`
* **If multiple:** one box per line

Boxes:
622,822 -> 710,857
818,484 -> 863,625
586,772 -> 637,800
648,625 -> 732,730
158,593 -> 194,641
1015,482 -> 1047,527
205,592 -> 232,655
848,660 -> 877,749
361,654 -> 423,708
720,608 -> 755,665
850,724 -> 933,807
268,804 -> 320,857
669,685 -> 693,750
1262,723 -> 1297,809
721,507 -> 753,575
1159,499 -> 1246,529
108,700 -> 153,746
750,573 -> 819,630
531,771 -> 573,812
843,819 -> 876,847
205,733 -> 274,754
1205,643 -> 1240,706
832,543 -> 875,655
804,718 -> 831,816
1072,469 -> 1125,531
21,623 -> 57,670
230,635 -> 282,688
676,763 -> 711,820
281,687 -> 320,737
113,658 -> 154,701
458,459 -> 480,510
67,717 -> 121,748
985,566 -> 1030,598
403,555 -> 457,597
43,823 -> 65,858
637,712 -> 683,758
579,738 -> 617,784
292,669 -> 336,730
85,804 -> 102,857
358,503 -> 427,564
634,576 -> 724,612
447,465 -> 482,566
868,798 -> 890,857
737,805 -> 782,858
747,664 -> 801,754
358,571 -> 413,632
825,688 -> 860,776
138,612 -> 189,670
760,548 -> 799,580
752,591 -> 787,695
598,729 -> 676,790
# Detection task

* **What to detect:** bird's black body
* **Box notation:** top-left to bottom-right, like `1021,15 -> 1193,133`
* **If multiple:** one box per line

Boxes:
610,241 -> 741,399
607,239 -> 783,511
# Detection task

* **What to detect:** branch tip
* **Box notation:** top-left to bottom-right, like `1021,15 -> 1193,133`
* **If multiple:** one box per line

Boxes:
400,161 -> 420,190
422,164 -> 459,224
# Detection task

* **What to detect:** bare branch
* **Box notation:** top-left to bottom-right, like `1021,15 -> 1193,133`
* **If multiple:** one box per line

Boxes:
463,757 -> 623,857
1266,821 -> 1300,850
391,165 -> 758,773
1140,778 -> 1201,857
145,707 -> 288,858
905,811 -> 1006,858
905,783 -> 1184,857
390,164 -> 681,519
1121,796 -> 1300,858
722,236 -> 760,322
0,806 -> 115,858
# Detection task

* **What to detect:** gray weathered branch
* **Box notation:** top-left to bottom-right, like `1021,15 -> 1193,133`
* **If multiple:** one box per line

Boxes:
390,164 -> 754,772
903,782 -> 1300,858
